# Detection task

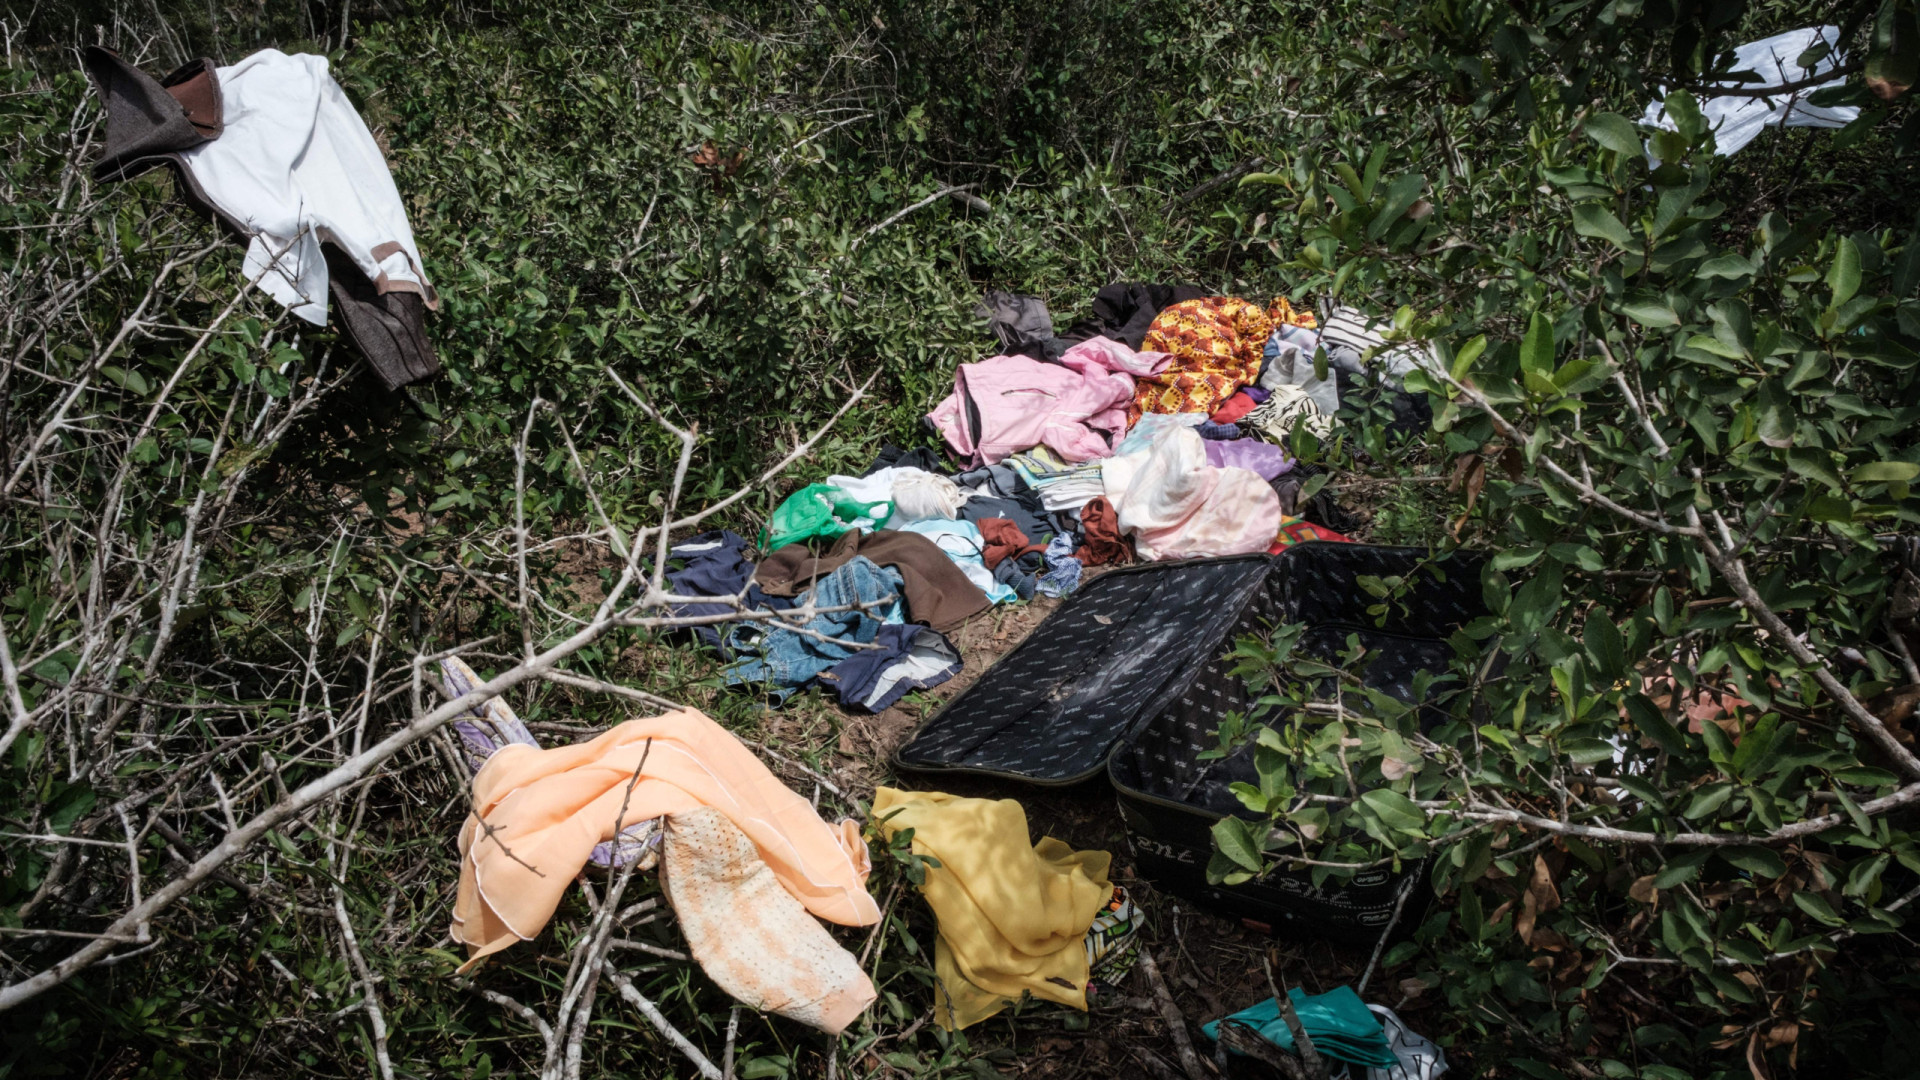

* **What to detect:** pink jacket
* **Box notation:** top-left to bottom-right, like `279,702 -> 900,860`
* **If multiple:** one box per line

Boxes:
928,337 -> 1168,467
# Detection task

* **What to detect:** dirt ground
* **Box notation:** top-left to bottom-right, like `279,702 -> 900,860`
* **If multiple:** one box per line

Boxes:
817,570 -> 1439,1080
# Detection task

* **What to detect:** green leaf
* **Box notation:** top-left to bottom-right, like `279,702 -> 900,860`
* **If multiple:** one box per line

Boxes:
1450,334 -> 1488,381
1788,449 -> 1846,493
1582,614 -> 1627,680
1828,236 -> 1862,309
1572,203 -> 1638,249
1683,782 -> 1733,820
1369,172 -> 1427,240
1546,542 -> 1604,571
1212,816 -> 1264,872
1358,788 -> 1428,835
1697,252 -> 1755,280
1654,850 -> 1712,889
1521,311 -> 1555,377
1793,890 -> 1847,927
1619,299 -> 1678,327
1721,846 -> 1787,878
1851,461 -> 1920,484
1582,112 -> 1644,156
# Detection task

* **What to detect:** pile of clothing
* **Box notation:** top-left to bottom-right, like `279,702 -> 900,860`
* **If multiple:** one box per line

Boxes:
442,657 -> 881,1035
667,282 -> 1438,705
442,659 -> 1148,1038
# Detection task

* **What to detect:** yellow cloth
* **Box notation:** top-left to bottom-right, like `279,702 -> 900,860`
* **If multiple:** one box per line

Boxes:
872,787 -> 1112,1030
452,710 -> 878,972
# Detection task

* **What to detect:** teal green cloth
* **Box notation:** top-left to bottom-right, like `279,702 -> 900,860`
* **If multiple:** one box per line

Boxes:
763,484 -> 890,551
1201,985 -> 1395,1069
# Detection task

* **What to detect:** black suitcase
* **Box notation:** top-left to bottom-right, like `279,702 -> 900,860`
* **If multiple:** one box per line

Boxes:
894,543 -> 1486,943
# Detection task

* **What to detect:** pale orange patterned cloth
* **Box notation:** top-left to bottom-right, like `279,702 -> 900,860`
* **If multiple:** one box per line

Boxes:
1131,296 -> 1317,426
451,709 -> 877,971
663,807 -> 876,1033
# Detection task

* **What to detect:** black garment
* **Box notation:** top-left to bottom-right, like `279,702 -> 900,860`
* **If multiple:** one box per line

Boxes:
861,444 -> 949,477
993,550 -> 1043,600
84,48 -> 222,182
976,289 -> 1065,363
958,492 -> 1079,550
1333,365 -> 1434,444
81,47 -> 442,392
1268,463 -> 1362,535
1061,282 -> 1210,350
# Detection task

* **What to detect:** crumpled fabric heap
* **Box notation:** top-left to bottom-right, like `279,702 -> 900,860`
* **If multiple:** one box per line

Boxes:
979,518 -> 1047,569
896,519 -> 1018,605
1036,534 -> 1083,598
442,657 -> 660,870
1073,497 -> 1132,566
1132,297 -> 1317,426
723,556 -> 904,695
814,622 -> 963,712
927,337 -> 1170,467
872,788 -> 1113,1031
452,710 -> 879,972
1101,423 -> 1281,561
662,531 -> 797,653
754,529 -> 990,632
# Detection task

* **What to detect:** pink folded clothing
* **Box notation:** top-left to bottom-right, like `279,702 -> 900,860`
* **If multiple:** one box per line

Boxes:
927,337 -> 1169,467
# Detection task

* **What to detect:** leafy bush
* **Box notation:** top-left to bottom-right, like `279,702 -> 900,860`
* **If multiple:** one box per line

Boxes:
6,0 -> 1920,1076
1207,13 -> 1920,1079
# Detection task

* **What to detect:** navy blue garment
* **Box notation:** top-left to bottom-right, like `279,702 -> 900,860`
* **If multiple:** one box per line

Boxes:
994,550 -> 1042,600
952,461 -> 1028,499
862,444 -> 950,477
663,531 -> 794,653
816,623 -> 962,713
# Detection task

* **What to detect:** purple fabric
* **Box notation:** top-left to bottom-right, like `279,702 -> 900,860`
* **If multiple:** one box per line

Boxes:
1203,438 -> 1295,480
1243,386 -> 1272,404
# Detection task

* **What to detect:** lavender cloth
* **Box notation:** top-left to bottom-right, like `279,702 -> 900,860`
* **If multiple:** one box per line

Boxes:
1202,437 -> 1294,480
442,656 -> 660,869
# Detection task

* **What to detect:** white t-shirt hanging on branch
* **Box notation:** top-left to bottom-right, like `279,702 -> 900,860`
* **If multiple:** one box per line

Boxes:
178,49 -> 436,323
1641,26 -> 1859,158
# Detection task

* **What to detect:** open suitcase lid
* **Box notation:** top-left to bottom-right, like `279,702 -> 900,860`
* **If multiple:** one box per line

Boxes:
892,554 -> 1276,785
892,544 -> 1489,787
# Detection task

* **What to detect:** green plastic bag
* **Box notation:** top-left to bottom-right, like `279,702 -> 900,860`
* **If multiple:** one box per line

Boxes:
763,483 -> 891,551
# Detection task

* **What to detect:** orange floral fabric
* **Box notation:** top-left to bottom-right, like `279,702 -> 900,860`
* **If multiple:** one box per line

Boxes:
1131,297 -> 1317,426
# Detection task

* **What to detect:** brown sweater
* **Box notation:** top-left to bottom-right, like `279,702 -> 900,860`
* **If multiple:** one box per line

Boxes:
755,530 -> 990,632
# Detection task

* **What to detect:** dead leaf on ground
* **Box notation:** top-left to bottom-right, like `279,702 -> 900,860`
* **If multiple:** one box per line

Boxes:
1629,874 -> 1660,907
1746,1028 -> 1774,1080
